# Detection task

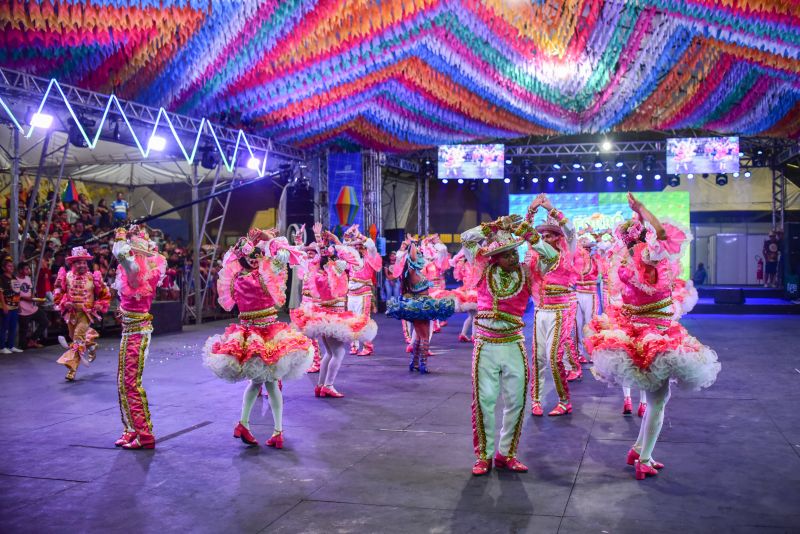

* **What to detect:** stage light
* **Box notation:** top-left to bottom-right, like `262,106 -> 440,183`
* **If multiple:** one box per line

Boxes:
469,180 -> 478,191
738,151 -> 744,157
425,159 -> 431,165
594,157 -> 603,168
532,177 -> 539,184
576,176 -> 584,182
687,173 -> 694,179
702,173 -> 709,179
654,173 -> 662,180
503,177 -> 510,184
553,160 -> 562,170
572,159 -> 582,169
733,172 -> 740,178
505,158 -> 512,165
757,150 -> 763,155
644,155 -> 654,172
458,178 -> 464,184
716,173 -> 728,186
558,176 -> 568,190
200,147 -> 219,169
482,178 -> 489,184
517,176 -> 527,190
442,179 -> 449,184
148,135 -> 166,152
601,140 -> 612,151
605,175 -> 613,182
635,173 -> 643,180
30,112 -> 53,129
67,116 -> 94,147
547,176 -> 555,183
744,171 -> 751,178
615,156 -> 624,168
668,175 -> 680,187
617,176 -> 628,189
247,156 -> 261,170
112,121 -> 120,141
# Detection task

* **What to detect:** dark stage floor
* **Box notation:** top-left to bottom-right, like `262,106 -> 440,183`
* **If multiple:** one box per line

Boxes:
1,313 -> 799,533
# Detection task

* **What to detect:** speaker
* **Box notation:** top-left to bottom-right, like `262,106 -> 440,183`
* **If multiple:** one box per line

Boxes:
285,185 -> 314,232
714,288 -> 744,305
384,228 -> 405,255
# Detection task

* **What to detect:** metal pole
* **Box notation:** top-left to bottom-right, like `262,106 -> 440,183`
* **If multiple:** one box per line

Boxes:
19,131 -> 51,261
191,164 -> 202,324
424,175 -> 429,235
10,128 -> 20,265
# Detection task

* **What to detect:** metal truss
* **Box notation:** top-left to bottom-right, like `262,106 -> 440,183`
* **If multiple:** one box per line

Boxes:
507,140 -> 664,158
381,154 -> 420,173
772,166 -> 787,231
362,150 -> 383,237
417,176 -> 429,236
0,67 -> 305,168
316,150 -> 330,227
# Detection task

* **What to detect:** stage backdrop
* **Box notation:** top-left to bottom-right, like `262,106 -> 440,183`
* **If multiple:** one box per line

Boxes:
509,192 -> 691,275
328,153 -> 363,235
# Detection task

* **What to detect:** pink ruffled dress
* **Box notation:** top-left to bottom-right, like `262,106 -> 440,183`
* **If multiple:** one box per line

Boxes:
585,223 -> 720,392
450,254 -> 480,313
289,246 -> 378,343
203,238 -> 313,383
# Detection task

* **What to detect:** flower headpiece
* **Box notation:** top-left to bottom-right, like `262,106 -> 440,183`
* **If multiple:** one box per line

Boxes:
535,216 -> 565,236
614,216 -> 645,247
66,246 -> 93,264
480,230 -> 524,257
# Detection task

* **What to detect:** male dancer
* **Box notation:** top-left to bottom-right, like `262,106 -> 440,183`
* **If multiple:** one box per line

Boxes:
573,231 -> 600,367
526,194 -> 577,417
112,226 -> 166,449
54,246 -> 111,381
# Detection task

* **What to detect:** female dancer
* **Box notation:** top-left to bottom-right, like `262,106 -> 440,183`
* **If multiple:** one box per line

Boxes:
423,235 -> 451,333
344,225 -> 382,356
450,249 -> 480,343
291,224 -> 377,397
291,227 -> 324,374
585,193 -> 720,480
203,228 -> 313,448
386,236 -> 454,374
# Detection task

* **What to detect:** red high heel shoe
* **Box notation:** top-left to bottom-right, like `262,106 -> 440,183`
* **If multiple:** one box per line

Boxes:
531,402 -> 544,417
349,344 -> 358,355
314,385 -> 322,397
635,459 -> 659,480
122,435 -> 155,450
320,385 -> 344,398
357,343 -> 374,356
115,431 -> 136,447
577,355 -> 589,364
472,458 -> 492,476
566,370 -> 582,382
637,402 -> 647,417
494,453 -> 528,472
233,422 -> 258,445
405,344 -> 413,353
548,402 -> 573,416
458,334 -> 470,343
306,363 -> 320,373
622,397 -> 633,415
626,448 -> 664,469
266,431 -> 284,449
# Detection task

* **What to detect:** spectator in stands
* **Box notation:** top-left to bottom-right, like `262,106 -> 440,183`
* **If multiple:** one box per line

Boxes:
112,192 -> 129,225
65,201 -> 81,225
16,262 -> 47,349
381,251 -> 402,302
78,194 -> 94,223
36,249 -> 53,299
0,218 -> 9,250
692,263 -> 707,286
66,221 -> 94,249
0,258 -> 22,354
96,199 -> 111,228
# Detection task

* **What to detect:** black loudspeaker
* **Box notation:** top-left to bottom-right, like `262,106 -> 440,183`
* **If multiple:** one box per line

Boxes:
285,185 -> 314,231
384,228 -> 405,255
714,288 -> 744,305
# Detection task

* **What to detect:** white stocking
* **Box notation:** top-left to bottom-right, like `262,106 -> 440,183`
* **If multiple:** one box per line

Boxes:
322,337 -> 346,387
264,381 -> 283,432
634,382 -> 671,463
240,381 -> 262,428
461,311 -> 475,337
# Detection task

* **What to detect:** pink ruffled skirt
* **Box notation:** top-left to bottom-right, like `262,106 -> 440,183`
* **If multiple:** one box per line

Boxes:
290,305 -> 377,343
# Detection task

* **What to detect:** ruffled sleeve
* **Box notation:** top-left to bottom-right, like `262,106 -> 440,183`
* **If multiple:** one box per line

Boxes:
216,260 -> 242,311
643,221 -> 689,264
258,259 -> 289,308
362,239 -> 383,271
92,271 -> 111,313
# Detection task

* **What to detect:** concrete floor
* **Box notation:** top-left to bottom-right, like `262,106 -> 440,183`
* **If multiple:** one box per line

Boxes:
0,313 -> 799,533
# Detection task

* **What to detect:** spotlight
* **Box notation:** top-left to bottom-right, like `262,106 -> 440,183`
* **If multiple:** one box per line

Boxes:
553,160 -> 562,170
425,159 -> 431,165
668,175 -> 680,187
738,151 -> 744,157
635,173 -> 643,181
617,175 -> 628,189
601,140 -> 612,151
572,158 -> 582,170
744,171 -> 751,178
30,112 -> 53,129
644,155 -> 654,172
716,173 -> 728,186
757,150 -> 763,155
67,116 -> 94,147
148,135 -> 167,152
532,177 -> 539,184
654,174 -> 662,180
702,173 -> 709,179
505,158 -> 512,165
576,176 -> 584,182
733,172 -> 740,178
247,156 -> 261,170
469,180 -> 478,191
482,178 -> 489,184
458,178 -> 465,184
200,146 -> 219,169
594,157 -> 603,169
517,176 -> 527,190
615,156 -> 624,168
605,175 -> 613,182
442,179 -> 449,184
503,177 -> 510,184
558,176 -> 568,191
547,176 -> 555,183
687,173 -> 694,179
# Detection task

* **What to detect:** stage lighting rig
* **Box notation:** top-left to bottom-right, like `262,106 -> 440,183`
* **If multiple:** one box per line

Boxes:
668,175 -> 680,187
68,116 -> 95,147
716,173 -> 728,186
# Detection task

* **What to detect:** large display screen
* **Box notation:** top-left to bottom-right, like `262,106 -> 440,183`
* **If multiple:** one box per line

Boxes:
438,144 -> 504,180
666,136 -> 739,174
509,191 -> 691,275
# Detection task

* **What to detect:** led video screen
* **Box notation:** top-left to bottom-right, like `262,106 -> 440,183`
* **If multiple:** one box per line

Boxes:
509,191 -> 691,275
437,144 -> 504,180
666,137 -> 739,175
